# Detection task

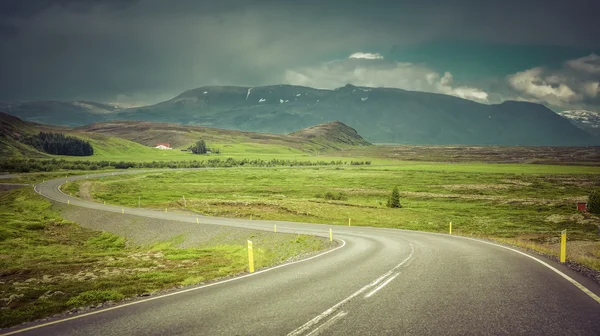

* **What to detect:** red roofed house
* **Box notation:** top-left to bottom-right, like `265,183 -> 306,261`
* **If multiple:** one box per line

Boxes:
154,143 -> 172,150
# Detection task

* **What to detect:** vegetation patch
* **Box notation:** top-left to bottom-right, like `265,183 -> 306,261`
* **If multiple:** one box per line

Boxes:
0,188 -> 331,329
76,165 -> 600,272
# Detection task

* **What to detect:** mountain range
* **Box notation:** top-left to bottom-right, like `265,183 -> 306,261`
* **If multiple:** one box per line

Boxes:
2,84 -> 599,146
557,110 -> 600,137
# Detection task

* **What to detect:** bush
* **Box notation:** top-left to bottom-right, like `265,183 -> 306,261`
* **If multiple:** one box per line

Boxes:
589,190 -> 600,214
387,186 -> 402,208
190,139 -> 207,154
323,191 -> 348,201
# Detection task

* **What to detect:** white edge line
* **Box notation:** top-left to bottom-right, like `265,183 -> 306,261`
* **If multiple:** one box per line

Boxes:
372,226 -> 600,304
286,243 -> 414,336
364,272 -> 400,298
1,239 -> 347,336
456,236 -> 600,304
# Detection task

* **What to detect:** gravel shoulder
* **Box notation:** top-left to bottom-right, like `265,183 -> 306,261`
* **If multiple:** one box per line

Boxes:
53,202 -> 331,250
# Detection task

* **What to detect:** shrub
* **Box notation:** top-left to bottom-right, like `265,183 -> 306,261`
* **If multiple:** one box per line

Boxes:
387,186 -> 402,208
190,139 -> 208,154
25,223 -> 45,230
589,190 -> 600,214
323,191 -> 348,201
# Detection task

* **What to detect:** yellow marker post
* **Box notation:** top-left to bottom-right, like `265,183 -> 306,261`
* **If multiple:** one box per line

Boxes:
348,218 -> 351,226
250,214 -> 253,220
196,217 -> 199,224
449,222 -> 452,235
247,240 -> 255,273
274,224 -> 277,233
560,229 -> 567,263
165,208 -> 168,213
122,208 -> 124,214
67,200 -> 70,205
103,201 -> 106,205
330,228 -> 333,242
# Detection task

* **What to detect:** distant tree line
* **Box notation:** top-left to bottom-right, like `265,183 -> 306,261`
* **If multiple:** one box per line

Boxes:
0,158 -> 371,173
23,132 -> 93,156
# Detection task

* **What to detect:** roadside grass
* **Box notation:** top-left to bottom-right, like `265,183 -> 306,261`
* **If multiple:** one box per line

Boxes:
79,165 -> 600,270
0,188 -> 330,329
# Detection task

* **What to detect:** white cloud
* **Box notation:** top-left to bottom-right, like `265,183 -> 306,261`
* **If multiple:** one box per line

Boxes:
583,81 -> 600,98
566,53 -> 600,74
506,54 -> 600,110
284,57 -> 489,103
348,52 -> 384,60
507,68 -> 580,107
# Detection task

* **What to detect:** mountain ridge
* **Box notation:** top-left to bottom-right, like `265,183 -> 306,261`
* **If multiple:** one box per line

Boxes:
558,110 -> 600,136
2,84 -> 599,146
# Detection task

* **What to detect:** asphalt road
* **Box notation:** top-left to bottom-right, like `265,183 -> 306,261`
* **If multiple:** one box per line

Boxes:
4,170 -> 600,335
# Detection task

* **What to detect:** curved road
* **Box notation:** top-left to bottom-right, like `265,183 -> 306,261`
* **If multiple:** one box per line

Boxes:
4,170 -> 600,335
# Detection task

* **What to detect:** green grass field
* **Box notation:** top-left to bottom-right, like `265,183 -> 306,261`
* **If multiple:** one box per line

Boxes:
69,164 -> 600,270
0,187 -> 330,328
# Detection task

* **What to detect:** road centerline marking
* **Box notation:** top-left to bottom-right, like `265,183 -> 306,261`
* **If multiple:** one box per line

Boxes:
305,311 -> 348,336
286,243 -> 414,336
364,272 -> 400,298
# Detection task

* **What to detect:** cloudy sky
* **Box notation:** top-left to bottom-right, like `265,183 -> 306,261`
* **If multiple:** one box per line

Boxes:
1,0 -> 599,111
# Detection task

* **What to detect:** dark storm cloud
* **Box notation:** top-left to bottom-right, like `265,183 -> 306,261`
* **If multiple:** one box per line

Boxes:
0,0 -> 599,104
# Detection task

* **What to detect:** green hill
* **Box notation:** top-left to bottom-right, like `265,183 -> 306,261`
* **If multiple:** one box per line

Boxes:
290,121 -> 371,147
0,113 -> 371,162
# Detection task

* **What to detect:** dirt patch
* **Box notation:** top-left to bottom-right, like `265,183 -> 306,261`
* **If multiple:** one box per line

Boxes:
399,190 -> 587,206
441,184 -> 513,190
0,184 -> 29,191
501,179 -> 533,186
545,213 -> 600,226
78,182 -> 94,202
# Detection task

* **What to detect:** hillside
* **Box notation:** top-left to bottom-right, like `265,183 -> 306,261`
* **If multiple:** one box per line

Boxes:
76,120 -> 368,153
0,113 -> 191,161
558,110 -> 600,136
0,101 -> 118,127
0,111 -> 49,158
4,84 -> 599,146
1,113 -> 370,161
290,121 -> 371,147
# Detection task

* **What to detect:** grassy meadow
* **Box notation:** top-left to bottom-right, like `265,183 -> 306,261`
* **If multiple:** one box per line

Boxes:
0,187 -> 330,328
66,163 -> 600,270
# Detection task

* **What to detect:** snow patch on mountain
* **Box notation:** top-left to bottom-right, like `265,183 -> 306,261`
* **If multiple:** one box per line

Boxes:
558,110 -> 600,128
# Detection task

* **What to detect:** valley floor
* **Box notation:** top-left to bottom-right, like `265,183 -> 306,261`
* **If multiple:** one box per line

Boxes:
62,164 -> 600,274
